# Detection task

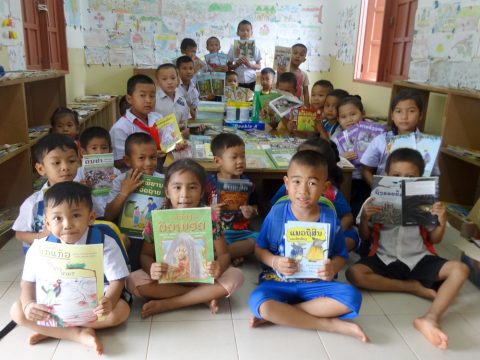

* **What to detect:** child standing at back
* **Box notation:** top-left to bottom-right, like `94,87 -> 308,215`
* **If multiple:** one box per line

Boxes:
180,38 -> 207,76
206,133 -> 259,265
127,159 -> 244,317
289,43 -> 310,107
347,148 -> 468,349
248,150 -> 366,341
361,89 -> 439,186
10,182 -> 130,354
205,36 -> 228,72
12,134 -> 79,253
176,55 -> 200,120
228,20 -> 262,91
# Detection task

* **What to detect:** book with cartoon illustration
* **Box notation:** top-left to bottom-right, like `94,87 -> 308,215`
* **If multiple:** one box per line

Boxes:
82,153 -> 115,196
258,92 -> 282,122
156,113 -> 183,153
371,175 -> 438,226
216,178 -> 253,212
268,94 -> 302,118
152,207 -> 214,284
120,174 -> 165,238
284,221 -> 330,279
36,241 -> 104,327
354,121 -> 385,161
233,39 -> 255,61
210,72 -> 226,96
266,148 -> 295,169
224,85 -> 254,102
205,52 -> 228,71
273,46 -> 291,72
290,107 -> 317,132
196,73 -> 213,98
245,149 -> 276,169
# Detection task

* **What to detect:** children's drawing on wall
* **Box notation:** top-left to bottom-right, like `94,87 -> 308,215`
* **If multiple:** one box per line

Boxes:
335,4 -> 359,64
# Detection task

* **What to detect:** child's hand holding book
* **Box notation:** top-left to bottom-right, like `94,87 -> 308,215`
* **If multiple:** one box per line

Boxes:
272,255 -> 298,276
94,296 -> 113,317
360,198 -> 382,223
206,260 -> 222,279
316,259 -> 335,281
150,262 -> 168,281
120,169 -> 143,197
23,301 -> 51,322
431,202 -> 446,226
342,151 -> 358,162
239,205 -> 257,219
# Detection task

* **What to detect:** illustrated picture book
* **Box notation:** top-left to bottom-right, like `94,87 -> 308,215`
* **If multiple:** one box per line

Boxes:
196,73 -> 213,98
273,46 -> 292,72
233,39 -> 255,61
258,92 -> 282,122
354,121 -> 385,161
284,221 -> 330,279
290,107 -> 317,132
120,174 -> 165,238
266,148 -> 295,169
370,175 -> 439,226
82,153 -> 115,196
268,94 -> 302,118
224,85 -> 254,102
215,178 -> 253,212
152,207 -> 214,284
156,113 -> 183,153
36,241 -> 104,327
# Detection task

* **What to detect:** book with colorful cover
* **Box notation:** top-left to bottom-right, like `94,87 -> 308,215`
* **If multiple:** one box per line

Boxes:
415,133 -> 441,176
156,113 -> 183,153
284,221 -> 330,279
36,241 -> 104,327
192,142 -> 213,160
335,127 -> 360,165
224,85 -> 253,102
290,107 -> 317,131
268,94 -> 302,118
120,174 -> 165,238
196,73 -> 213,98
205,52 -> 228,71
389,133 -> 417,153
258,92 -> 281,122
371,175 -> 438,226
273,46 -> 291,72
354,121 -> 385,160
82,153 -> 115,196
233,39 -> 255,61
216,178 -> 252,212
246,149 -> 276,169
266,148 -> 295,169
210,72 -> 226,96
152,207 -> 214,284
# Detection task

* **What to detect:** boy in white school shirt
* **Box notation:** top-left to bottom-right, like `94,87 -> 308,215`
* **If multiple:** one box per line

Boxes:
176,55 -> 200,120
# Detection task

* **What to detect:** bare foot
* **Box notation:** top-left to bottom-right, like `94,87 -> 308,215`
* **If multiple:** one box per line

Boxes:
208,299 -> 219,314
414,316 -> 448,349
408,280 -> 437,300
232,257 -> 245,267
141,300 -> 167,318
77,328 -> 103,355
249,316 -> 269,328
325,319 -> 369,343
29,333 -> 49,345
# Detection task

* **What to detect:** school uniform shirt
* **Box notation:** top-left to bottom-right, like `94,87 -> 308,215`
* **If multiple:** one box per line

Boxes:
22,230 -> 129,286
155,88 -> 191,130
227,44 -> 262,84
110,109 -> 163,161
177,80 -> 200,110
12,182 -> 49,236
293,69 -> 309,102
76,166 -> 122,218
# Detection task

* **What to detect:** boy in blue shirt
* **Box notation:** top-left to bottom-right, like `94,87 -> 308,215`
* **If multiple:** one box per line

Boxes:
248,150 -> 367,342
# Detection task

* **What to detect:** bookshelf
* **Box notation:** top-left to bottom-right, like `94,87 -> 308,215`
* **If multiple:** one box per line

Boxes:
391,81 -> 480,230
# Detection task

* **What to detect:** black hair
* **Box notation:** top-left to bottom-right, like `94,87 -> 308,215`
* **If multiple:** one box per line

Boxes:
326,89 -> 350,101
206,36 -> 220,46
260,67 -> 275,76
292,43 -> 307,52
180,38 -> 197,51
237,20 -> 252,31
226,70 -> 238,79
337,95 -> 364,113
124,132 -> 156,156
389,89 -> 424,135
164,159 -> 207,208
155,63 -> 177,77
277,72 -> 297,91
288,150 -> 328,176
118,95 -> 129,117
33,133 -> 78,164
297,138 -> 343,186
127,74 -> 155,95
210,133 -> 245,157
44,181 -> 93,211
176,55 -> 194,68
385,148 -> 425,176
312,80 -> 334,91
79,126 -> 112,150
50,107 -> 80,130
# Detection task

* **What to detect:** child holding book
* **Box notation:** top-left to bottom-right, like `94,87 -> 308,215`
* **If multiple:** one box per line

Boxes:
205,36 -> 228,72
154,63 -> 191,139
228,20 -> 262,91
180,38 -> 207,76
176,56 -> 200,120
76,126 -> 121,219
361,89 -> 440,186
206,133 -> 259,265
266,72 -> 299,130
347,148 -> 468,349
10,182 -> 130,354
127,159 -> 244,317
248,150 -> 366,341
50,107 -> 80,143
13,134 -> 79,253
110,74 -> 164,170
105,133 -> 162,270
270,138 -> 360,252
317,89 -> 350,140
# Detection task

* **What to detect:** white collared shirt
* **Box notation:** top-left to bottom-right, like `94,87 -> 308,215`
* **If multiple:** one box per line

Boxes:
13,181 -> 50,234
155,88 -> 191,129
177,80 -> 199,110
227,43 -> 262,83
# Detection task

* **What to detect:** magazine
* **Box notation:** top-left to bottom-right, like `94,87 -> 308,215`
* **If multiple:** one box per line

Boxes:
36,241 -> 104,327
290,107 -> 317,132
284,221 -> 330,279
82,153 -> 115,196
156,113 -> 183,153
354,121 -> 385,161
152,207 -> 214,284
268,94 -> 302,118
233,39 -> 255,61
246,149 -> 276,169
273,46 -> 292,72
120,174 -> 165,238
370,175 -> 439,226
266,148 -> 295,169
205,52 -> 228,71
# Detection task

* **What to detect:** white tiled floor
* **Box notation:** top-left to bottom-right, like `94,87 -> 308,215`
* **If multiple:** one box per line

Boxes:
1,225 -> 480,359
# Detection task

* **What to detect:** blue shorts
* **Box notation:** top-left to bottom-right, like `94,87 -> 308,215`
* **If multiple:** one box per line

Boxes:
344,227 -> 361,250
224,229 -> 259,245
248,280 -> 362,320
